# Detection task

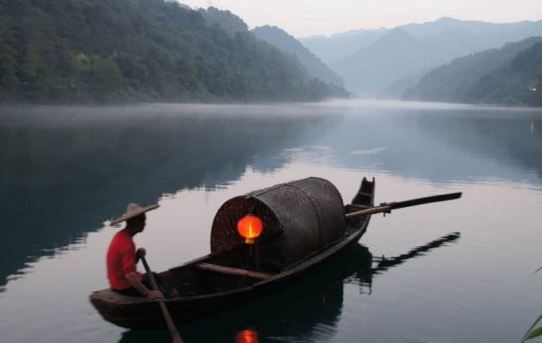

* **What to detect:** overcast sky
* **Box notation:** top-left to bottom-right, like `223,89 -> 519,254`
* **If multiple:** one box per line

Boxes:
178,0 -> 542,37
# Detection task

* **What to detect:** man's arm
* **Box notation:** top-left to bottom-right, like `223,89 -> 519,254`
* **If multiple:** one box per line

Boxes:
125,272 -> 164,300
122,247 -> 163,300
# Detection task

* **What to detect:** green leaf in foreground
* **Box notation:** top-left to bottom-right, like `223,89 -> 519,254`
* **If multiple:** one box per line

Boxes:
524,327 -> 542,341
521,313 -> 542,342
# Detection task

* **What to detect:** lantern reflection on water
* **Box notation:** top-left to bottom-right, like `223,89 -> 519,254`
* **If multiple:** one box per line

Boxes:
235,329 -> 259,343
237,215 -> 263,244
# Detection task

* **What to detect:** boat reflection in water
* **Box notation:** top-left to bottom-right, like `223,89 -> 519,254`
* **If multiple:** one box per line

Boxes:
119,232 -> 460,343
235,329 -> 259,343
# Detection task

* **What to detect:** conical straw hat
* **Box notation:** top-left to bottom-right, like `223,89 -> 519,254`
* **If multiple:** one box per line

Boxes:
110,203 -> 159,226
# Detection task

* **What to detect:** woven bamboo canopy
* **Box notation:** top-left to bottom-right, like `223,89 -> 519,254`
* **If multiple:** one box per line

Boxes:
210,177 -> 346,268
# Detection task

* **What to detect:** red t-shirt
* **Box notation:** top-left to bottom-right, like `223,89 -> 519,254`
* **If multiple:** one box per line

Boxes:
106,229 -> 143,290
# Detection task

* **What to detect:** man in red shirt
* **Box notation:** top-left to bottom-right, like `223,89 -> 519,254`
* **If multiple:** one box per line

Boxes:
107,203 -> 165,300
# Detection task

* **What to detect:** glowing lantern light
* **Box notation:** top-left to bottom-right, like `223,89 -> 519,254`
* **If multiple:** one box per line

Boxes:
237,215 -> 263,244
235,329 -> 259,343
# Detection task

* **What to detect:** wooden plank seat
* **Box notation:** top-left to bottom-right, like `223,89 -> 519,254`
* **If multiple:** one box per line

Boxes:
196,263 -> 273,280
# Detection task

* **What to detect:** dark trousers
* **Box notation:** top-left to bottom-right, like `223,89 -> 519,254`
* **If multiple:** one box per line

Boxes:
113,272 -> 176,298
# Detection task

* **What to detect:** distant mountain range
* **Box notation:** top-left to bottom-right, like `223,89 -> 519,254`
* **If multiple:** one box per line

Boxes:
301,17 -> 542,99
404,37 -> 542,106
300,29 -> 388,65
252,25 -> 344,87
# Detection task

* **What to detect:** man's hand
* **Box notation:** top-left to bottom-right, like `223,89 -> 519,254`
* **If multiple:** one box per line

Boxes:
146,290 -> 164,300
136,248 -> 146,259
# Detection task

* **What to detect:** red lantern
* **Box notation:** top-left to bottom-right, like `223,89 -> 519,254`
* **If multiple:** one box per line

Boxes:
237,215 -> 263,244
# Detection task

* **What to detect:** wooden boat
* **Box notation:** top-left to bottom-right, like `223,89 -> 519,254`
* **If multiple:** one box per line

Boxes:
90,177 -> 376,328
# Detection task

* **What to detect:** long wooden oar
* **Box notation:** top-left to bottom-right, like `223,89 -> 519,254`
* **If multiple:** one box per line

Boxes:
346,192 -> 462,218
141,257 -> 184,343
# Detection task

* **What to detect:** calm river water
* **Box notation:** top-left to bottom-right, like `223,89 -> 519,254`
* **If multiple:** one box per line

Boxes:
1,100 -> 542,343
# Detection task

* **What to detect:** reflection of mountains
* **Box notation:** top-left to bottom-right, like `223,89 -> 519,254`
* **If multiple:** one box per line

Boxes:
0,106 -> 338,289
118,233 -> 460,343
414,113 -> 542,181
319,107 -> 542,183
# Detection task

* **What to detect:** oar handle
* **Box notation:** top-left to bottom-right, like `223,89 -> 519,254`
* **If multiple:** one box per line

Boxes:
141,257 -> 184,343
346,192 -> 462,218
345,205 -> 391,218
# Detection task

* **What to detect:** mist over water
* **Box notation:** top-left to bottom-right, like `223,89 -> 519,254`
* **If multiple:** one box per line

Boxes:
1,100 -> 542,343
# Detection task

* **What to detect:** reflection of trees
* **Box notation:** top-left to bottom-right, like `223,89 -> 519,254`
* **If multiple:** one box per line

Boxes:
0,106 -> 338,289
118,233 -> 460,343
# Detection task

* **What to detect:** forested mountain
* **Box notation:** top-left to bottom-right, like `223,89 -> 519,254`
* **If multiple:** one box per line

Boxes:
0,0 -> 346,104
321,17 -> 542,98
404,37 -> 542,106
533,74 -> 542,106
299,28 -> 388,65
252,25 -> 344,87
198,7 -> 248,37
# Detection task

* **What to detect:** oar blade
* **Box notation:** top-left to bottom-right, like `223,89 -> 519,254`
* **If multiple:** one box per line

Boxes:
387,192 -> 462,210
345,192 -> 462,218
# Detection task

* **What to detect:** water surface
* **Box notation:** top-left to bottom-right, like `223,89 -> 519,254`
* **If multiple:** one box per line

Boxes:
1,100 -> 542,343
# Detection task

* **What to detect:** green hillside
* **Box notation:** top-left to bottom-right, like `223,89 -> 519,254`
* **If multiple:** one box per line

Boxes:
404,37 -> 542,106
0,0 -> 345,103
198,7 -> 248,37
464,42 -> 542,105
